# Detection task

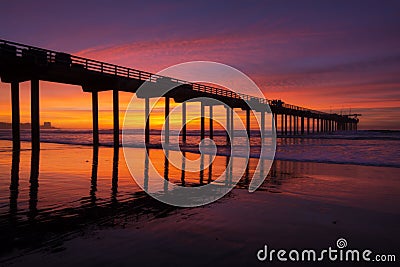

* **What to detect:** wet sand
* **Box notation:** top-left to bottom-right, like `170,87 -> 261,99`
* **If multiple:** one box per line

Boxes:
0,141 -> 399,266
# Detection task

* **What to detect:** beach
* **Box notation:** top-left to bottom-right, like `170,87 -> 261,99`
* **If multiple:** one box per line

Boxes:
0,138 -> 399,266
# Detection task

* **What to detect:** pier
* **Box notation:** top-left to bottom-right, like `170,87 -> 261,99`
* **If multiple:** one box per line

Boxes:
0,39 -> 360,150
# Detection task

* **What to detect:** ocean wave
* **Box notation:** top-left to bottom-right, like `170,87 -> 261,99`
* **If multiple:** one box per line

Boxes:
0,129 -> 399,168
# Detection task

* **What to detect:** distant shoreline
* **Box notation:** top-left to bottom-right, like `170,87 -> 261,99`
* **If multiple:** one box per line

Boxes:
0,122 -> 56,129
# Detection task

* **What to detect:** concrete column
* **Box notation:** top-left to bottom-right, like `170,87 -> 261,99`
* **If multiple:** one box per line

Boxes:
301,116 -> 304,135
246,109 -> 251,139
230,107 -> 234,142
226,106 -> 230,144
284,114 -> 288,135
209,105 -> 213,139
145,98 -> 150,144
92,91 -> 99,146
307,117 -> 310,134
31,79 -> 40,151
165,97 -> 170,144
281,113 -> 284,135
181,102 -> 186,144
260,111 -> 265,139
11,82 -> 20,150
200,102 -> 205,140
312,118 -> 315,133
113,89 -> 119,147
289,115 -> 292,135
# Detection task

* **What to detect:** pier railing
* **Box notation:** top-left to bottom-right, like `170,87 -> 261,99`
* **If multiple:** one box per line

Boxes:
1,39 -> 335,116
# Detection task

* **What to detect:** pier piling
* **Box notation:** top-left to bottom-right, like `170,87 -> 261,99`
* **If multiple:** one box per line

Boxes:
181,102 -> 186,144
92,91 -> 99,145
113,89 -> 119,147
165,97 -> 170,144
145,98 -> 150,144
209,105 -> 213,140
31,79 -> 40,151
11,82 -> 20,150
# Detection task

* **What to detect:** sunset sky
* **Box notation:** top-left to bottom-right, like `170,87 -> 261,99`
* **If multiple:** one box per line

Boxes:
1,0 -> 399,129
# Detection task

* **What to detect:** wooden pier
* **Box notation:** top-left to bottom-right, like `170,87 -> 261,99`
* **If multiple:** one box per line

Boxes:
0,39 -> 360,150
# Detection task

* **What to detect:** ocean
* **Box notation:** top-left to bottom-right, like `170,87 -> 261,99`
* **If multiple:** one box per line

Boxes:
0,129 -> 399,168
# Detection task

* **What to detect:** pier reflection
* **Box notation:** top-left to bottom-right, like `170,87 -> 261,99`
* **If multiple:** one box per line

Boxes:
9,149 -> 20,223
28,147 -> 39,220
2,144 -> 312,254
6,146 -> 312,217
111,146 -> 119,204
90,145 -> 99,205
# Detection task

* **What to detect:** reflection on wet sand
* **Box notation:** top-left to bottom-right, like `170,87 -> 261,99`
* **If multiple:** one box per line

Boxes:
9,150 -> 20,225
29,147 -> 39,220
90,145 -> 98,206
111,146 -> 119,204
0,142 -> 309,256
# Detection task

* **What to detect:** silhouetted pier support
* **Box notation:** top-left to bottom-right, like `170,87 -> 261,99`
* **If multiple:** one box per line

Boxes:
260,111 -> 265,139
113,89 -> 119,147
312,118 -> 315,133
31,79 -> 40,151
11,82 -> 20,150
230,107 -> 234,142
284,114 -> 288,135
246,109 -> 251,139
209,105 -> 213,139
226,106 -> 231,144
200,102 -> 205,140
145,98 -> 150,144
181,102 -> 187,143
289,115 -> 292,135
300,116 -> 304,135
92,91 -> 99,145
165,97 -> 170,144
